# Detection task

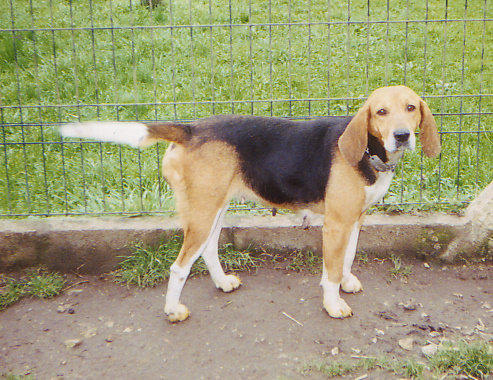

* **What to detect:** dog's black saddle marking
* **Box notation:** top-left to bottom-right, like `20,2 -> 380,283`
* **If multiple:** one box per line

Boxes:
190,115 -> 384,205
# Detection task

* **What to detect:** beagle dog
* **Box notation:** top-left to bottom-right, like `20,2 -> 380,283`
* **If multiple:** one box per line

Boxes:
60,85 -> 441,322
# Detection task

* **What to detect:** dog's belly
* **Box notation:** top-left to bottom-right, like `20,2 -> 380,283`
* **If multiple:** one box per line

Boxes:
364,171 -> 394,210
235,186 -> 326,215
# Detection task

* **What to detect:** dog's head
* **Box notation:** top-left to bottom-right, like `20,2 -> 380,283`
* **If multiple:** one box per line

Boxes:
338,85 -> 441,166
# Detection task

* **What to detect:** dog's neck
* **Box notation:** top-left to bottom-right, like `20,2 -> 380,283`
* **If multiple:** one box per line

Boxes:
367,153 -> 396,172
366,134 -> 402,173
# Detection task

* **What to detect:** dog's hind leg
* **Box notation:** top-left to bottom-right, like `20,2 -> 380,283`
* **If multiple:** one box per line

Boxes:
162,142 -> 241,322
165,205 -> 236,322
201,204 -> 242,292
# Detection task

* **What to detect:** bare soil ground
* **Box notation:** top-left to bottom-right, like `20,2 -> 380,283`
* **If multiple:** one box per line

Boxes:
1,258 -> 492,380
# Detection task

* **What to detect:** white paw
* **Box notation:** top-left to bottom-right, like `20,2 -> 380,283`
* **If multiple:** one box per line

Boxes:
216,274 -> 242,293
165,303 -> 190,323
341,273 -> 363,293
323,297 -> 353,319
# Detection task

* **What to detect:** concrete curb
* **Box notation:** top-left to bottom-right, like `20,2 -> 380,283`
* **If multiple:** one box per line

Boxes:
0,214 -> 471,275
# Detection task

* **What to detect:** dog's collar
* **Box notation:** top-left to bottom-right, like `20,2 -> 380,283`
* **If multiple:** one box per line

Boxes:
366,148 -> 397,173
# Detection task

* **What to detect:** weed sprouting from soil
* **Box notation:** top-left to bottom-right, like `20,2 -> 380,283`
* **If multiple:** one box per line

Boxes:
285,250 -> 322,274
26,270 -> 67,298
0,278 -> 26,310
389,254 -> 413,279
397,358 -> 425,379
356,252 -> 369,265
304,361 -> 354,377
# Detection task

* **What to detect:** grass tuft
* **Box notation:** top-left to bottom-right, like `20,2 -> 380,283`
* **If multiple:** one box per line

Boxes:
304,361 -> 354,377
26,270 -> 67,298
303,340 -> 493,379
303,356 -> 388,377
397,358 -> 425,379
113,234 -> 182,288
219,243 -> 263,273
0,278 -> 26,310
0,269 -> 66,310
112,235 -> 263,288
429,341 -> 493,379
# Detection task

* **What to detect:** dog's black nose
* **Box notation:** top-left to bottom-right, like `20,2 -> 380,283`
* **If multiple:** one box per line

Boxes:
394,129 -> 410,143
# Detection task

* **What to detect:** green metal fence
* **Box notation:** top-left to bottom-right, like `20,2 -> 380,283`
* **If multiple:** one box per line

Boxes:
1,0 -> 492,216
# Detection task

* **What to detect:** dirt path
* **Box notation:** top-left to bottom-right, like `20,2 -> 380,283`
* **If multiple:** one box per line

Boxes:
1,259 -> 492,379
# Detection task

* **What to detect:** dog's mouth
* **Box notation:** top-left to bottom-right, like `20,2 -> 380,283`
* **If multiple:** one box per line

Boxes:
395,140 -> 412,150
386,128 -> 415,153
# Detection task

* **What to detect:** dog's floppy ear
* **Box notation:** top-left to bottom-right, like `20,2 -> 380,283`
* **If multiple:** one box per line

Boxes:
338,104 -> 370,166
419,99 -> 441,158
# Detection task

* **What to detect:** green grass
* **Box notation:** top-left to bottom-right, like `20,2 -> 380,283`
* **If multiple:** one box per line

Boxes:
303,340 -> 493,379
399,358 -> 425,379
0,269 -> 66,310
1,0 -> 492,216
303,355 -> 389,378
113,234 -> 184,287
305,361 -> 355,377
113,234 -> 263,287
113,235 -> 329,287
356,251 -> 369,265
429,340 -> 493,379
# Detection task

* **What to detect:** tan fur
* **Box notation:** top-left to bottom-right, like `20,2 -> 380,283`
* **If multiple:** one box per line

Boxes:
419,99 -> 441,158
163,141 -> 242,266
323,152 -> 367,283
339,86 -> 441,167
338,103 -> 370,167
143,123 -> 193,147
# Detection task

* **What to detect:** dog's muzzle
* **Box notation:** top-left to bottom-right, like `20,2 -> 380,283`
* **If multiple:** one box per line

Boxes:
393,128 -> 412,150
394,129 -> 410,143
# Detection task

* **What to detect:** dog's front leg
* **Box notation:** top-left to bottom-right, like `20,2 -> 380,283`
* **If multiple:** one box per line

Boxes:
320,216 -> 355,318
340,216 -> 364,294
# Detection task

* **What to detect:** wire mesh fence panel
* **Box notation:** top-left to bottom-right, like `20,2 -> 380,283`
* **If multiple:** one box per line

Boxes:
0,0 -> 492,217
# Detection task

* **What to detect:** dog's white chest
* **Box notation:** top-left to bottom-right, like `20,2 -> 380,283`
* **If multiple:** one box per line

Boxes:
364,171 -> 394,210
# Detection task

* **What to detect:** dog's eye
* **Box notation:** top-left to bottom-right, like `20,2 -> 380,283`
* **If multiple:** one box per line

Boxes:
407,104 -> 416,112
377,109 -> 387,116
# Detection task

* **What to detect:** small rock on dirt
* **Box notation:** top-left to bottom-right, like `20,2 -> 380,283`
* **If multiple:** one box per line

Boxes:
398,337 -> 414,351
64,338 -> 82,349
421,343 -> 438,356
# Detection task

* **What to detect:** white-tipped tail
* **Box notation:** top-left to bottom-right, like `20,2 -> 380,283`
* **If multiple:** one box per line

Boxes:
60,121 -> 149,148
